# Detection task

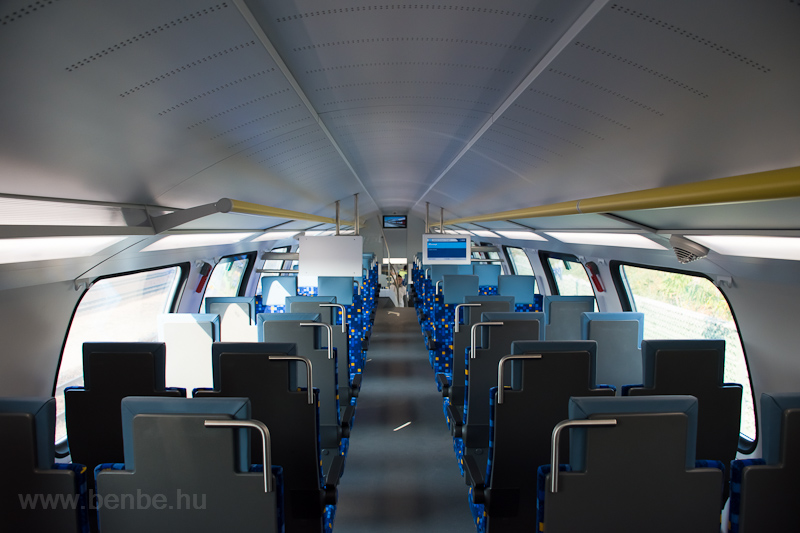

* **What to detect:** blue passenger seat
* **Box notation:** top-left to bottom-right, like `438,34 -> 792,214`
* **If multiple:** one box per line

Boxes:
498,275 -> 542,312
537,396 -> 724,532
261,275 -> 299,313
450,312 -> 542,477
205,296 -> 258,341
729,392 -> 800,532
0,397 -> 88,533
543,295 -> 595,341
465,340 -> 614,532
288,296 -> 362,408
473,263 -> 501,295
95,396 -> 284,533
580,312 -> 644,392
64,343 -> 185,472
192,343 -> 341,533
257,313 -> 354,466
624,339 -> 742,502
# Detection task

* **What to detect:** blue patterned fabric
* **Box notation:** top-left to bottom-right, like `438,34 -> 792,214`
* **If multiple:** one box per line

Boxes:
515,295 -> 543,312
536,464 -> 572,531
298,286 -> 318,297
468,484 -> 487,533
453,437 -> 465,476
324,504 -> 336,533
478,285 -> 498,295
51,463 -> 90,533
729,458 -> 766,533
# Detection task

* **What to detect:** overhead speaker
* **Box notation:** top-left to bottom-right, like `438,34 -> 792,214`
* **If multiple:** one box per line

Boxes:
669,235 -> 709,264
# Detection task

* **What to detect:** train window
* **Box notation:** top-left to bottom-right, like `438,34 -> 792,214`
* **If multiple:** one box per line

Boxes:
504,246 -> 534,276
545,255 -> 594,297
200,253 -> 255,308
616,263 -> 757,448
54,265 -> 186,443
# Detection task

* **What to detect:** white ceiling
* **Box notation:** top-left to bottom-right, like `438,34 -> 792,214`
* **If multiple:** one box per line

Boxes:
0,0 -> 798,232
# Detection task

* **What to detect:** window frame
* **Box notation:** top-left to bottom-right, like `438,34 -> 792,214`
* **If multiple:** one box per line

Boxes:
52,263 -> 189,451
539,251 -> 594,297
503,245 -> 534,276
201,251 -> 257,302
610,260 -> 758,453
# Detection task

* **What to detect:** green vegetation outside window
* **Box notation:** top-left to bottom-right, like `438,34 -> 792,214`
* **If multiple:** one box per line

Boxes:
618,264 -> 756,445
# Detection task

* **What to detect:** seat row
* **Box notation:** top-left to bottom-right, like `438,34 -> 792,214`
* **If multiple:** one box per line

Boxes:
4,337 -> 353,532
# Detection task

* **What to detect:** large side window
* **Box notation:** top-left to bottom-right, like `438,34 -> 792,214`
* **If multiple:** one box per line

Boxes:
543,253 -> 594,297
616,263 -> 756,448
201,252 -> 255,308
54,265 -> 186,443
504,246 -> 534,276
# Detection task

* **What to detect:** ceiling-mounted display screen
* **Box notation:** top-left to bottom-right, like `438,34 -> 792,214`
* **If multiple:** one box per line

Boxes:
383,215 -> 408,229
422,234 -> 471,265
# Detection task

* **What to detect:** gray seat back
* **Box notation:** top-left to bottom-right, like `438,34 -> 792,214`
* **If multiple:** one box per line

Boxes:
580,312 -> 644,391
543,295 -> 595,340
540,396 -> 723,532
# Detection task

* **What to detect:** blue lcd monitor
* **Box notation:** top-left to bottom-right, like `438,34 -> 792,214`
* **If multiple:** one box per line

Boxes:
422,234 -> 471,265
383,215 -> 408,229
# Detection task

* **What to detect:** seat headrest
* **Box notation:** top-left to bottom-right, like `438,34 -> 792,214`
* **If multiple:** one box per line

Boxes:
568,395 -> 699,470
0,397 -> 56,469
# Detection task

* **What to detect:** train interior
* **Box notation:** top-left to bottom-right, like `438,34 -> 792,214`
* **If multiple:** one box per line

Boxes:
1,0 -> 799,531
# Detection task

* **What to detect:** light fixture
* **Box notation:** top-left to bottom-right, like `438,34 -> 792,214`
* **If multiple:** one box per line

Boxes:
471,230 -> 499,238
545,232 -> 666,250
688,235 -> 800,261
495,230 -> 547,241
252,231 -> 300,242
0,236 -> 127,264
140,233 -> 255,252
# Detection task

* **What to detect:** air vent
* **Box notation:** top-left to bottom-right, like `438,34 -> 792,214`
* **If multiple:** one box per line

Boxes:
670,235 -> 709,264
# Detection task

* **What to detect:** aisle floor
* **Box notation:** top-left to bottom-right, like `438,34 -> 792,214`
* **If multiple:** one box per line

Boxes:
333,301 -> 476,532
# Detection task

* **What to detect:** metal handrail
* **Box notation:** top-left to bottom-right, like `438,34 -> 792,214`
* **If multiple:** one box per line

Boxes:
549,418 -> 617,493
470,321 -> 504,359
269,355 -> 313,404
436,280 -> 443,293
496,354 -> 542,404
454,303 -> 481,333
300,322 -> 334,359
204,419 -> 273,493
320,303 -> 347,333
425,268 -> 430,279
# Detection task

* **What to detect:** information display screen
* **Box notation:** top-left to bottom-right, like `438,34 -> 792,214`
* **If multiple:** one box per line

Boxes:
422,234 -> 471,265
383,215 -> 408,229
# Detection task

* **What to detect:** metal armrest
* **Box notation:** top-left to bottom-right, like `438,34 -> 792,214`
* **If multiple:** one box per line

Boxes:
446,402 -> 463,437
436,373 -> 451,397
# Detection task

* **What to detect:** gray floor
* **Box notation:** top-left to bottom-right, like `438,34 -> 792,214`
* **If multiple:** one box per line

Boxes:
333,301 -> 476,532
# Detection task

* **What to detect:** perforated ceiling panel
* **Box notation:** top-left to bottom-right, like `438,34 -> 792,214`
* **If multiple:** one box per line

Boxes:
432,0 -> 800,220
1,0 -> 799,229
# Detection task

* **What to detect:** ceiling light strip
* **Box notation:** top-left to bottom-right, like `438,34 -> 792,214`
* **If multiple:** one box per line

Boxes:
232,0 -> 380,212
412,0 -> 611,208
447,165 -> 800,225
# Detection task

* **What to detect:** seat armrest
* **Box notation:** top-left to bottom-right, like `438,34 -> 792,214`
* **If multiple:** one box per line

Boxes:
436,373 -> 451,397
340,405 -> 356,438
324,454 -> 346,489
350,373 -> 363,396
463,455 -> 486,503
446,403 -> 463,437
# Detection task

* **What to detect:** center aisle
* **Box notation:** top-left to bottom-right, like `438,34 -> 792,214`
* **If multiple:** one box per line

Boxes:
333,299 -> 476,532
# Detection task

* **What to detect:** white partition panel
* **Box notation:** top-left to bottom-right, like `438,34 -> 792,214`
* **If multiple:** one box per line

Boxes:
298,236 -> 363,288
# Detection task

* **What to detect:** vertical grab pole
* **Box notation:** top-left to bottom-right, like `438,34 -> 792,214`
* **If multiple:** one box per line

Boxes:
335,200 -> 340,236
440,207 -> 444,233
354,193 -> 359,236
425,202 -> 430,233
